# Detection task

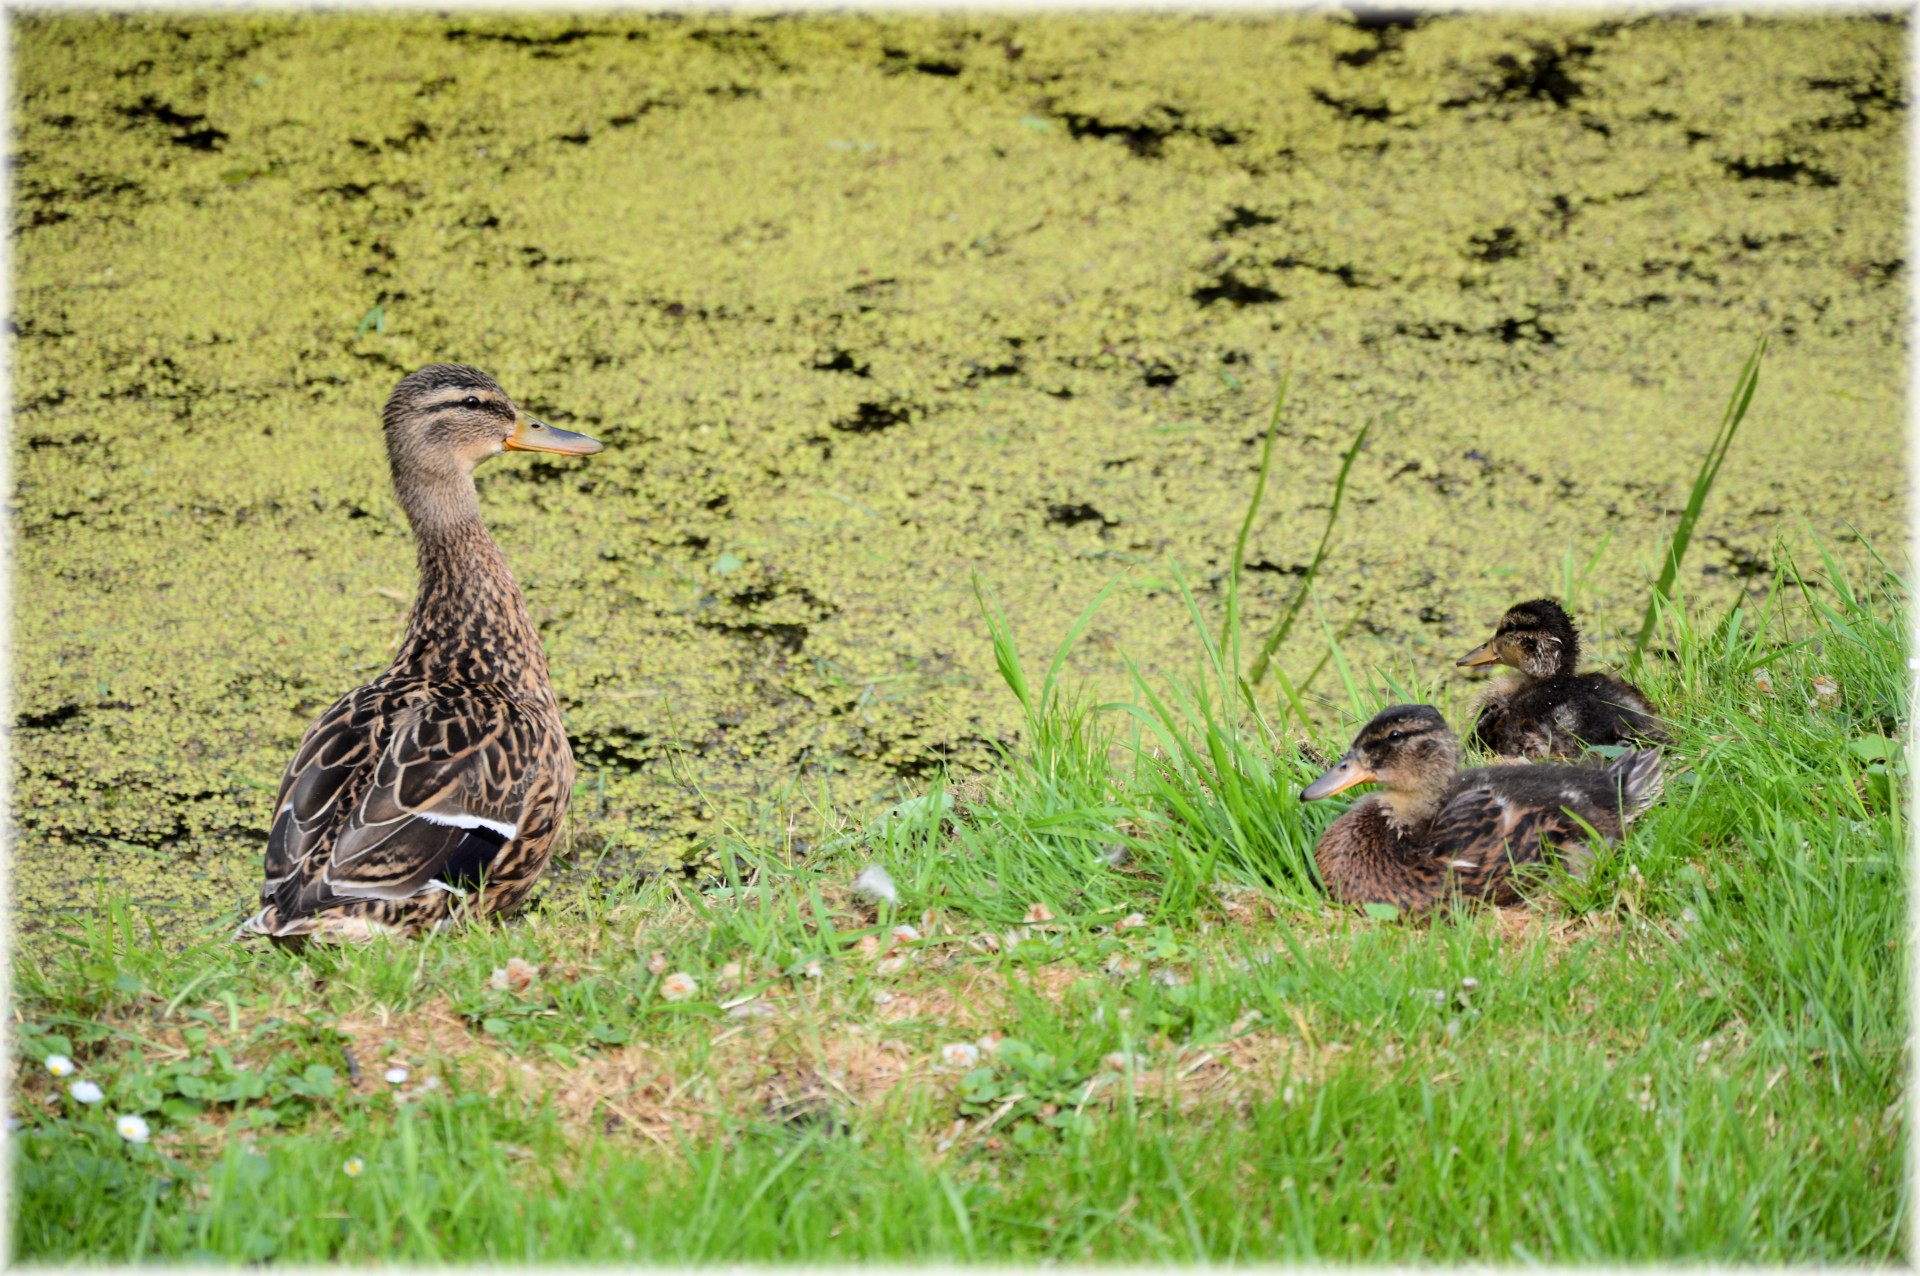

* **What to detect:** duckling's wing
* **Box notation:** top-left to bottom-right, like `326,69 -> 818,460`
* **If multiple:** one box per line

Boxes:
1426,780 -> 1587,888
318,687 -> 543,902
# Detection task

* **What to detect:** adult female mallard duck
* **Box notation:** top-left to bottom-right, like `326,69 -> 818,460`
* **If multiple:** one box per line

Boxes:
239,365 -> 602,943
1299,704 -> 1662,913
1455,598 -> 1665,760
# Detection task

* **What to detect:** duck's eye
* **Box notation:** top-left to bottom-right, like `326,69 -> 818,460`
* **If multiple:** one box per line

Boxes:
464,395 -> 480,408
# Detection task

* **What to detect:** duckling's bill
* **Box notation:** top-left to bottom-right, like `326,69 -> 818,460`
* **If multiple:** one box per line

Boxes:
1300,752 -> 1377,801
1455,640 -> 1501,668
504,412 -> 603,456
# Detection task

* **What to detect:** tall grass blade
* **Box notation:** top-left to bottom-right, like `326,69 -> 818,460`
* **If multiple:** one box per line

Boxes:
1222,373 -> 1291,675
1630,336 -> 1767,668
1247,423 -> 1371,688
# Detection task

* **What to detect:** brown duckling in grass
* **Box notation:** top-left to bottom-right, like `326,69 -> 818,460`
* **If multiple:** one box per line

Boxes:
1300,705 -> 1663,915
1456,598 -> 1665,760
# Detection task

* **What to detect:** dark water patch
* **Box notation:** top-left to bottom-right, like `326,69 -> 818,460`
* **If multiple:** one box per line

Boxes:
118,94 -> 227,150
16,704 -> 82,731
832,400 -> 914,434
1723,157 -> 1839,188
1056,105 -> 1243,159
1487,41 -> 1591,109
882,46 -> 964,76
1194,271 -> 1281,307
1215,205 -> 1278,236
965,358 -> 1022,384
699,618 -> 810,653
1046,502 -> 1117,530
609,99 -> 671,126
1337,7 -> 1423,66
1806,69 -> 1904,131
1311,88 -> 1392,123
1245,559 -> 1309,576
813,350 -> 871,376
1274,256 -> 1364,287
24,430 -> 96,449
1468,226 -> 1521,262
444,25 -> 599,53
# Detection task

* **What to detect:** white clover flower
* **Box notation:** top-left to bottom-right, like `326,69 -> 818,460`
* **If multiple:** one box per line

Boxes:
343,1156 -> 365,1178
853,864 -> 899,906
384,1067 -> 410,1086
45,1055 -> 74,1079
69,1080 -> 104,1105
660,971 -> 699,1002
115,1114 -> 151,1144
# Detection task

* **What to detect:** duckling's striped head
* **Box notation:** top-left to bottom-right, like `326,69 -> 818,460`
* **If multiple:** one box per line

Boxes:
383,364 -> 602,479
1456,597 -> 1579,678
1301,704 -> 1460,803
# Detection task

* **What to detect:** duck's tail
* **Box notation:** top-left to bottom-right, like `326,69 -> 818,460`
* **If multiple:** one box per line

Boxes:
1606,748 -> 1665,823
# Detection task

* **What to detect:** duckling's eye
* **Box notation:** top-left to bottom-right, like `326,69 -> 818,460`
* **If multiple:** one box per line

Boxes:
1387,730 -> 1404,742
464,395 -> 480,409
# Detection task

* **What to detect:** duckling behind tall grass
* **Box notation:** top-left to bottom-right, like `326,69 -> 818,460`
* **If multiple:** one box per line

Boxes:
1456,598 -> 1665,760
1300,704 -> 1662,914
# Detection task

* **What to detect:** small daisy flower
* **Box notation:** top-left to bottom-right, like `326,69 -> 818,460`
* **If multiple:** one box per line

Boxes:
1114,912 -> 1148,932
939,1042 -> 980,1068
384,1067 -> 410,1086
45,1055 -> 74,1079
115,1114 -> 151,1144
1023,902 -> 1055,924
660,971 -> 699,1002
68,1080 -> 104,1105
343,1156 -> 365,1178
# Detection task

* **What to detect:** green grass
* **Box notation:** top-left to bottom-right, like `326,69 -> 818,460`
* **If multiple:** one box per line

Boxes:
12,531 -> 1906,1262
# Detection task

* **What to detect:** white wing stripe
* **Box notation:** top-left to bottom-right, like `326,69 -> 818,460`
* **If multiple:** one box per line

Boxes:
415,810 -> 518,839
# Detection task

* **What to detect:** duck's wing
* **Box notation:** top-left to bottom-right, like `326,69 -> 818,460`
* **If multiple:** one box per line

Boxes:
266,683 -> 546,912
1426,777 -> 1590,890
261,685 -> 387,904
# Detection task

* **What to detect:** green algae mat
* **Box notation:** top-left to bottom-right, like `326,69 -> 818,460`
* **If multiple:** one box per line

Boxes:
10,12 -> 1906,930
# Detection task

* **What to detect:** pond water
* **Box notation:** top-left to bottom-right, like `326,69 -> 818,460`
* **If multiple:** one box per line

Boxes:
10,12 -> 1906,929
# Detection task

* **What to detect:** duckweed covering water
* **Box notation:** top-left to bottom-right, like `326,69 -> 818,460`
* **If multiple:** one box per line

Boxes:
10,12 -> 1906,928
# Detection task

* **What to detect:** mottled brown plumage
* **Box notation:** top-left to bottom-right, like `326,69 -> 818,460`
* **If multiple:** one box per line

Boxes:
239,365 -> 603,943
1300,705 -> 1662,914
1456,598 -> 1665,760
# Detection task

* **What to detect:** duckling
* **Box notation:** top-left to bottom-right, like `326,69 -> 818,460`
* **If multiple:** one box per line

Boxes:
1300,704 -> 1662,913
239,364 -> 603,944
1456,598 -> 1664,760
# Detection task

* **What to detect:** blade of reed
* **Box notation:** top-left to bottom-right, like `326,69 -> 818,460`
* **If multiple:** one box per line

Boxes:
1221,373 -> 1291,676
1629,336 -> 1768,668
1247,423 -> 1371,688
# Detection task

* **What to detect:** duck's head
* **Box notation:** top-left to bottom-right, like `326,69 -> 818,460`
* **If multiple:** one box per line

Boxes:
383,364 -> 602,480
1455,597 -> 1579,678
1300,704 -> 1460,815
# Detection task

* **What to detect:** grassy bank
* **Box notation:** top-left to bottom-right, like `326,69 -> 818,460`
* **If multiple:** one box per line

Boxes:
11,531 -> 1907,1261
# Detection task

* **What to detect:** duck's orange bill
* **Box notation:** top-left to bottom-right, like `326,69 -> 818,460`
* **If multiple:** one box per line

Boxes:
505,412 -> 603,456
1455,640 -> 1501,668
1300,752 -> 1378,801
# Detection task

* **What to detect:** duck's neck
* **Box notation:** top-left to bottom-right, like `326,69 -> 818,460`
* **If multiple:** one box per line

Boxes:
1372,788 -> 1444,834
389,469 -> 552,700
